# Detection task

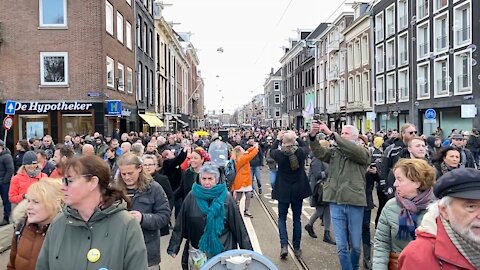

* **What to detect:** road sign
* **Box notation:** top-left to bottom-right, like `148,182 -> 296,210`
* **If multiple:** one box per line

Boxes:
425,108 -> 436,120
5,100 -> 16,115
106,100 -> 122,115
3,116 -> 13,130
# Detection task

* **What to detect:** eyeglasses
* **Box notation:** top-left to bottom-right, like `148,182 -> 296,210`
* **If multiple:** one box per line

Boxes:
62,174 -> 92,186
408,131 -> 418,135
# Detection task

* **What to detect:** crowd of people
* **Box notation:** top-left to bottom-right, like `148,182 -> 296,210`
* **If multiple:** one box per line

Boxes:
0,124 -> 477,269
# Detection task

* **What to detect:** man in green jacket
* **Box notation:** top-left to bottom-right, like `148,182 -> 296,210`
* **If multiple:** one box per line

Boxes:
309,122 -> 370,270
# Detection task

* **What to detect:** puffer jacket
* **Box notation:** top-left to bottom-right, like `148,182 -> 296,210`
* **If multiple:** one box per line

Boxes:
231,147 -> 259,191
129,181 -> 171,266
0,148 -> 14,184
398,216 -> 476,270
167,192 -> 252,256
309,134 -> 370,206
373,198 -> 428,269
35,201 -> 148,270
9,170 -> 47,204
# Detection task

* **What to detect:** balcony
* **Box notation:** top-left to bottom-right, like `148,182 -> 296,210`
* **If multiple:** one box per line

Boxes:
456,27 -> 470,44
347,101 -> 364,111
436,35 -> 447,51
398,87 -> 409,101
419,43 -> 429,58
457,74 -> 471,91
327,40 -> 340,53
328,69 -> 339,81
399,52 -> 408,65
436,79 -> 448,95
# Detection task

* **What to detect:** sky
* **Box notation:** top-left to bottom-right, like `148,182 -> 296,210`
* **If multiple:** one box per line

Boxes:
162,0 -> 352,114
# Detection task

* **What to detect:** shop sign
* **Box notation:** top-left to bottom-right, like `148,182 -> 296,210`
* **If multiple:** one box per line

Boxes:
15,102 -> 93,113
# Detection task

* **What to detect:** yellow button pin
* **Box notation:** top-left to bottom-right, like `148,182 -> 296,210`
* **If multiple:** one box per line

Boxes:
87,248 -> 101,263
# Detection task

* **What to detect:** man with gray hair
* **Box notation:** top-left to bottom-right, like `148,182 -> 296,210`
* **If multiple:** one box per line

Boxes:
399,168 -> 480,269
309,122 -> 370,270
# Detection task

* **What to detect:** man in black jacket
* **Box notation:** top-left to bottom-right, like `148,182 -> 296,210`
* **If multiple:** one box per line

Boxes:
161,146 -> 189,218
246,137 -> 264,194
0,140 -> 14,225
451,133 -> 476,169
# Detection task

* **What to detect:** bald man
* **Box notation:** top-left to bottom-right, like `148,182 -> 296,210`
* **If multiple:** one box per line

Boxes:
121,142 -> 131,155
82,144 -> 95,156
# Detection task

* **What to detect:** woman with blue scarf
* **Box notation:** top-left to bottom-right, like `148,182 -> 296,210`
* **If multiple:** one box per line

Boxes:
373,159 -> 436,270
167,162 -> 252,270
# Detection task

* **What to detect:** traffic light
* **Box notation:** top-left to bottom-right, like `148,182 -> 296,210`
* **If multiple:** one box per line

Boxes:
221,109 -> 224,114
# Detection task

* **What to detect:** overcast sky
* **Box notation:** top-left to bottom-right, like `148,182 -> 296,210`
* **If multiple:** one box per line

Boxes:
163,0 -> 351,114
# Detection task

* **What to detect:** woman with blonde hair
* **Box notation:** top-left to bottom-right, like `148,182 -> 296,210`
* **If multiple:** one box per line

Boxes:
230,143 -> 259,218
8,178 -> 63,270
373,158 -> 436,269
117,153 -> 171,270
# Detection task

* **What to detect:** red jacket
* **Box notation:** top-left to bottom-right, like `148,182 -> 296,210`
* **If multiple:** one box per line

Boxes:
9,171 -> 48,204
49,167 -> 63,178
399,217 -> 476,270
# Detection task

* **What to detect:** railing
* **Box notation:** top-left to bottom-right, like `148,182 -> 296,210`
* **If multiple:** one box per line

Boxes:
387,23 -> 395,36
456,27 -> 470,44
399,52 -> 408,65
377,61 -> 384,72
417,83 -> 429,98
457,74 -> 471,91
399,15 -> 408,30
436,79 -> 448,95
419,43 -> 429,57
387,88 -> 396,102
436,35 -> 447,51
328,69 -> 339,81
387,56 -> 395,69
417,4 -> 427,19
398,87 -> 409,100
376,29 -> 384,41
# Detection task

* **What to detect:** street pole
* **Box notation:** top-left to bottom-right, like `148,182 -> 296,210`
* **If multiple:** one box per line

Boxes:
3,130 -> 6,143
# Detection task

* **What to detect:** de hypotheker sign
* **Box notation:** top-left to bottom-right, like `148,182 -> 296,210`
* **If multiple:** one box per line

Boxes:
15,101 -> 93,113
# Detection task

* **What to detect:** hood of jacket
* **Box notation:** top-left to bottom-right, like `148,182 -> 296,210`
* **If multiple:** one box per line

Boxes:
416,207 -> 438,236
64,200 -> 126,224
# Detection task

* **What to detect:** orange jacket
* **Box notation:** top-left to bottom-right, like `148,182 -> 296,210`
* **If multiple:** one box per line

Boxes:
231,147 -> 259,191
9,171 -> 48,204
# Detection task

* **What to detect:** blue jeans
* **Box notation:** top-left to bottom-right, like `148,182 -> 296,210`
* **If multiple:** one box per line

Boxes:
250,166 -> 262,189
278,200 -> 303,249
269,169 -> 277,187
0,183 -> 11,220
330,203 -> 364,270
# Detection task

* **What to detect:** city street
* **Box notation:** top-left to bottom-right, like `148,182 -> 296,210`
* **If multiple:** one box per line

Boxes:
0,165 -> 378,269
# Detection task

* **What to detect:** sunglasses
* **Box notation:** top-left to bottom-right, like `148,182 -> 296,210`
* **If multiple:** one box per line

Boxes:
407,131 -> 418,135
62,174 -> 92,186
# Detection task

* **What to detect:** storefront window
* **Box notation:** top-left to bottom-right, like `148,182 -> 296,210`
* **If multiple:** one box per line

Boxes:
19,115 -> 49,140
62,114 -> 93,136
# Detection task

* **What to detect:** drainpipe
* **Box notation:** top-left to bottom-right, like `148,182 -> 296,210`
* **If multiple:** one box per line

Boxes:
368,5 -> 376,132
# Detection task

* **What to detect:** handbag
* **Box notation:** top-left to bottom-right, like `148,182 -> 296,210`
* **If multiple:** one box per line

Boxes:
188,243 -> 208,270
312,180 -> 324,205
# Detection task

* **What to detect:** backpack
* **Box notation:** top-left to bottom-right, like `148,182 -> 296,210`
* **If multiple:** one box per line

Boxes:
224,159 -> 237,189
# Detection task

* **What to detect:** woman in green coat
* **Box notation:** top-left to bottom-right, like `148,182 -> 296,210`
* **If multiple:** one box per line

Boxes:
36,155 -> 148,270
373,158 -> 436,270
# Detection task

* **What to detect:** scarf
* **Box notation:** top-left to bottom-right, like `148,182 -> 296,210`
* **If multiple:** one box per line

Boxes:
281,145 -> 299,170
441,218 -> 480,269
395,187 -> 435,240
192,182 -> 228,257
440,162 -> 457,176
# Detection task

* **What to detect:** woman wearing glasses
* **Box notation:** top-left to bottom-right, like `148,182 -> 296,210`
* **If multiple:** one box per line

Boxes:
8,178 -> 63,270
36,155 -> 148,270
167,163 -> 252,270
117,153 -> 171,270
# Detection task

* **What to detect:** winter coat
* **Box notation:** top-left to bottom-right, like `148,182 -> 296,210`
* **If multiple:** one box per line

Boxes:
176,168 -> 199,202
161,150 -> 187,193
129,181 -> 171,266
7,220 -> 49,270
265,148 -> 277,170
308,157 -> 328,207
231,147 -> 259,191
379,139 -> 407,182
39,145 -> 55,161
9,170 -> 47,204
398,217 -> 476,270
152,172 -> 174,237
271,138 -> 312,203
466,134 -> 480,151
35,201 -> 148,270
0,149 -> 14,184
249,147 -> 263,167
373,198 -> 428,269
14,151 -> 26,173
40,161 -> 55,177
94,143 -> 108,158
309,134 -> 370,207
167,192 -> 252,256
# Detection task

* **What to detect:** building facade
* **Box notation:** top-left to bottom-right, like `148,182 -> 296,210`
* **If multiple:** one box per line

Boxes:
0,0 -> 137,148
263,68 -> 284,127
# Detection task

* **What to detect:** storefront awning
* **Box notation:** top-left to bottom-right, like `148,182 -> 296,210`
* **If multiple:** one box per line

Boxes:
173,115 -> 189,127
139,113 -> 164,127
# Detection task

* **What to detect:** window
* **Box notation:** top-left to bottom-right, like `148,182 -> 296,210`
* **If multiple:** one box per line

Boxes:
398,68 -> 409,101
340,80 -> 345,102
386,72 -> 396,103
376,45 -> 384,74
434,13 -> 448,53
434,57 -> 449,97
417,0 -> 429,20
126,67 -> 133,93
386,4 -> 395,37
105,1 -> 113,34
361,36 -> 368,65
106,56 -> 114,88
375,12 -> 384,42
274,82 -> 280,91
362,72 -> 370,102
417,63 -> 430,99
355,74 -> 361,102
454,2 -> 471,47
386,39 -> 395,70
117,63 -> 124,91
137,63 -> 142,100
40,52 -> 68,86
40,0 -> 67,27
398,32 -> 408,66
454,50 -> 472,94
126,0 -> 131,5
149,70 -> 154,105
144,66 -> 148,99
126,21 -> 132,49
275,108 -> 281,117
329,85 -> 334,105
348,77 -> 354,102
398,0 -> 408,31
417,22 -> 430,59
274,94 -> 280,104
376,76 -> 385,104
434,0 -> 448,12
143,23 -> 147,52
137,17 -> 142,48
148,0 -> 152,14
354,40 -> 361,68
117,12 -> 124,43
347,44 -> 353,71
149,30 -> 153,57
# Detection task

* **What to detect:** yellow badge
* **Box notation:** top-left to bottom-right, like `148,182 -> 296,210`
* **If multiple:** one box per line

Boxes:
87,248 -> 101,263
